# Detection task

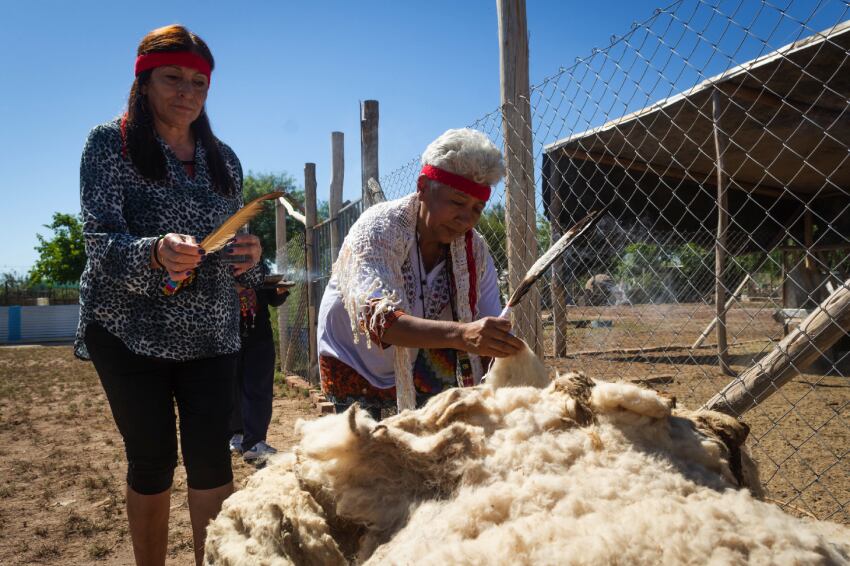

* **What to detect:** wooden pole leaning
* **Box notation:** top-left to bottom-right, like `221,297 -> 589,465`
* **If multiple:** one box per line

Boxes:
704,279 -> 850,416
692,274 -> 752,349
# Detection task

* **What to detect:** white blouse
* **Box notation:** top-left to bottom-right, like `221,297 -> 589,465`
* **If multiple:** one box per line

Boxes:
317,243 -> 502,389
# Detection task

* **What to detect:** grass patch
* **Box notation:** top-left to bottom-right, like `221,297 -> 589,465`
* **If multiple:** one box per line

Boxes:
88,542 -> 112,560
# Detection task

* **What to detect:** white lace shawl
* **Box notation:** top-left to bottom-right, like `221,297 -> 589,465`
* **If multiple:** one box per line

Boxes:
333,193 -> 488,411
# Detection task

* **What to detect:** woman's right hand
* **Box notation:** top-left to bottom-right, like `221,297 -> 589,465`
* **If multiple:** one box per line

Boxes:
458,317 -> 524,358
152,233 -> 205,281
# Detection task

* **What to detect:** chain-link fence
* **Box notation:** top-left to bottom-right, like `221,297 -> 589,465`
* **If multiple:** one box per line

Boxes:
279,230 -> 312,378
280,200 -> 366,384
0,283 -> 80,306
375,0 -> 849,523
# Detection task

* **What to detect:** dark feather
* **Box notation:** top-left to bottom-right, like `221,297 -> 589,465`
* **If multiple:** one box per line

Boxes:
506,204 -> 611,307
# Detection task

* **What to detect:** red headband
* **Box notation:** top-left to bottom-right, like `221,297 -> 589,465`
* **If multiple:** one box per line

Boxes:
134,51 -> 212,82
420,164 -> 491,201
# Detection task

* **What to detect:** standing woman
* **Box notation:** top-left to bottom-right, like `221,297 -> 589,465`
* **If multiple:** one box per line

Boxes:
74,25 -> 262,566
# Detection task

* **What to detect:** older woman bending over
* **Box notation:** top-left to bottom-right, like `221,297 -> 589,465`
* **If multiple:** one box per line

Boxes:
317,128 -> 522,417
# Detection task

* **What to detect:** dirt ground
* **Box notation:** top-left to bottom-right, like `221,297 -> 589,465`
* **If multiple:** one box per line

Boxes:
0,303 -> 847,564
547,303 -> 849,524
0,344 -> 314,565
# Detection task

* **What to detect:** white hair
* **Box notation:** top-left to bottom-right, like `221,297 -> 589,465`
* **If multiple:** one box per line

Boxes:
421,128 -> 505,187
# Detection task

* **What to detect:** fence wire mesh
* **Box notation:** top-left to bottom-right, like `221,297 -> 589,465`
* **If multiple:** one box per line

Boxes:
279,231 -> 312,379
375,0 -> 849,523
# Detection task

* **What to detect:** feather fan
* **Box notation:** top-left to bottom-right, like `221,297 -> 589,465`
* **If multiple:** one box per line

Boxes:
504,203 -> 611,310
200,191 -> 284,253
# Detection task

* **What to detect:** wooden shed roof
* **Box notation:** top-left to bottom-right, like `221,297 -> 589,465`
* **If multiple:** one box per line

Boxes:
544,21 -> 850,198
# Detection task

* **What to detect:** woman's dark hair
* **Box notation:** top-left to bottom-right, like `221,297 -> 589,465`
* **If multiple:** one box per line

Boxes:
125,24 -> 236,196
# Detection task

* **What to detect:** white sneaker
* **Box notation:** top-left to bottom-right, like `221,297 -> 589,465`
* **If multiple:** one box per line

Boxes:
229,434 -> 244,454
243,441 -> 277,464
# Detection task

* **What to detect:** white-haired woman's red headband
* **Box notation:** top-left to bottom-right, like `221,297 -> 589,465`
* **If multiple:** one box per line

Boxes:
421,165 -> 491,201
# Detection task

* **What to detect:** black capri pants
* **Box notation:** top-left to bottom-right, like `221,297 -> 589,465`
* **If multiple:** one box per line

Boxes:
85,323 -> 237,495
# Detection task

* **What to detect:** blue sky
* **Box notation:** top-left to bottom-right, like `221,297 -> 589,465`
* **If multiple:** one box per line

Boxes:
0,0 -> 840,273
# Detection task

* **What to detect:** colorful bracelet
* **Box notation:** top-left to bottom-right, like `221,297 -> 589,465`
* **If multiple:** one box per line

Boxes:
162,269 -> 196,296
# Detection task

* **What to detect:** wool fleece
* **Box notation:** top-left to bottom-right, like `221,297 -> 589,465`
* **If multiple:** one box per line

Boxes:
205,373 -> 850,565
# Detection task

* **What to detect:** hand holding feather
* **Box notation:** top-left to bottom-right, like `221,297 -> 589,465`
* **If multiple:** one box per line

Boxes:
199,191 -> 281,276
153,233 -> 204,282
200,191 -> 283,253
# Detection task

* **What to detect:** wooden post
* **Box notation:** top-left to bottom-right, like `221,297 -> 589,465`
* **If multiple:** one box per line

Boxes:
330,131 -> 344,264
692,275 -> 752,349
304,163 -> 319,383
366,178 -> 386,204
360,100 -> 379,208
275,199 -> 289,373
498,0 -> 540,355
712,89 -> 733,376
804,208 -> 814,270
545,154 -> 568,357
781,249 -> 788,307
704,279 -> 850,416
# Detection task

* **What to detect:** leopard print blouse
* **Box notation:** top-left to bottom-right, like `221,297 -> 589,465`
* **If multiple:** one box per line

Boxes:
74,118 -> 263,361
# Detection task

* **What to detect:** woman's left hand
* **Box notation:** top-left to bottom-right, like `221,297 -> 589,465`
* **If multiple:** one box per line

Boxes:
226,234 -> 262,276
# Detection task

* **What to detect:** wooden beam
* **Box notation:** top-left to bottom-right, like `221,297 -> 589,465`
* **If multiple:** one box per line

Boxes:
304,163 -> 319,384
360,100 -> 379,208
712,90 -> 734,376
692,275 -> 752,349
717,81 -> 846,125
704,280 -> 850,416
275,199 -> 289,374
498,0 -> 541,355
561,338 -> 769,358
778,242 -> 850,253
329,131 -> 344,264
559,147 -> 792,200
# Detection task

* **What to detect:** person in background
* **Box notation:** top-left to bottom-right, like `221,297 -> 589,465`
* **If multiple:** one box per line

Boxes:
317,128 -> 523,419
75,24 -> 262,566
229,271 -> 290,465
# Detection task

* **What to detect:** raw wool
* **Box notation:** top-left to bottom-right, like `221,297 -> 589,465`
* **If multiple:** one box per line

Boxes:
483,339 -> 550,388
205,373 -> 850,565
331,192 -> 489,410
204,454 -> 346,566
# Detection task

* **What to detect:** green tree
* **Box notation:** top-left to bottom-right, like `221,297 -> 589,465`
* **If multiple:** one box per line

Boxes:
477,204 -> 507,274
29,213 -> 86,284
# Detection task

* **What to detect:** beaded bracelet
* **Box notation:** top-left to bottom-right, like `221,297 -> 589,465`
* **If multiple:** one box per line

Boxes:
152,236 -> 165,270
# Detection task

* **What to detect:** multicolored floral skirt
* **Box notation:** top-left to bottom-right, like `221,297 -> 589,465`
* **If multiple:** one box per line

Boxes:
320,347 -> 459,414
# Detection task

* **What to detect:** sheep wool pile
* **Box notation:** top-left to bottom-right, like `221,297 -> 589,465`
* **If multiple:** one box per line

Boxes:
205,366 -> 850,565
